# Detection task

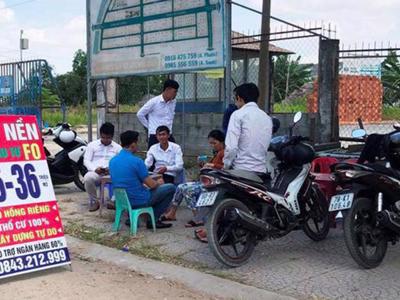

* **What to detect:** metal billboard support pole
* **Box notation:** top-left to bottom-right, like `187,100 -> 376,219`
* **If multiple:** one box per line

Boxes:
86,0 -> 93,142
224,0 -> 232,109
258,0 -> 271,112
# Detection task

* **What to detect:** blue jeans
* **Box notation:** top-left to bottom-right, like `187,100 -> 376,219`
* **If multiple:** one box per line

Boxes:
149,183 -> 176,220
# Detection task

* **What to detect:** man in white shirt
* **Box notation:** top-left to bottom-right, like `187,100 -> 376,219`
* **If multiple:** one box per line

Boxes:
137,79 -> 179,149
224,83 -> 273,174
84,122 -> 122,212
145,126 -> 184,184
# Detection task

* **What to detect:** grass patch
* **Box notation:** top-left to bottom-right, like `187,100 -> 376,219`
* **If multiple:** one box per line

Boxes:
273,96 -> 307,113
64,221 -> 241,281
382,105 -> 400,121
42,105 -> 97,126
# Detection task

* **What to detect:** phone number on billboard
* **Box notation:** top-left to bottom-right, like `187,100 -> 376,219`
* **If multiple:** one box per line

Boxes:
0,249 -> 68,275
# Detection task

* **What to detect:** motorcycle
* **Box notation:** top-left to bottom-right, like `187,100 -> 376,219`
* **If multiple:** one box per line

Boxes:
197,112 -> 330,267
329,125 -> 400,268
42,123 -> 88,191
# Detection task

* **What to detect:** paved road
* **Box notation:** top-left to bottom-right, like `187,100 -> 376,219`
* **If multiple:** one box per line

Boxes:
55,184 -> 400,300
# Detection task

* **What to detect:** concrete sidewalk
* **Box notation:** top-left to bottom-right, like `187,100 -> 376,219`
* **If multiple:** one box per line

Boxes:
66,235 -> 295,300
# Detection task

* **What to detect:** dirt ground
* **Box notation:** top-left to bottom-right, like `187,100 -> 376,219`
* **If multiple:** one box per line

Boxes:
0,255 -> 215,300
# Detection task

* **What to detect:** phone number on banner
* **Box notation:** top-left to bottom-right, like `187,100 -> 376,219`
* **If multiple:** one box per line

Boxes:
0,248 -> 70,277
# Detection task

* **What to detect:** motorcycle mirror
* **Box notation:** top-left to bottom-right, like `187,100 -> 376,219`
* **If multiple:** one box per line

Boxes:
293,112 -> 302,124
393,122 -> 400,130
351,128 -> 367,138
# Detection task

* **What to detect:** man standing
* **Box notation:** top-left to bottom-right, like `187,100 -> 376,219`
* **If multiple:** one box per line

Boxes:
145,126 -> 184,184
84,122 -> 122,212
137,79 -> 179,148
224,83 -> 273,174
109,130 -> 175,229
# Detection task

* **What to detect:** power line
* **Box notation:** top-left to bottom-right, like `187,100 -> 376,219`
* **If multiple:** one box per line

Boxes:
0,0 -> 38,10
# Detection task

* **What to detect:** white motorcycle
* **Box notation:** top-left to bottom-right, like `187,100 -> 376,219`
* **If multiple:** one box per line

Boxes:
197,112 -> 330,267
43,123 -> 87,190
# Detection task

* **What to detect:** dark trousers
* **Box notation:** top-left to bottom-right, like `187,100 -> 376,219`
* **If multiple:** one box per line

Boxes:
131,184 -> 176,220
162,174 -> 175,184
148,134 -> 175,149
149,183 -> 176,220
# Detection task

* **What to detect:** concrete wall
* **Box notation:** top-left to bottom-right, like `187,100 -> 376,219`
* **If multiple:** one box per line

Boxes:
105,112 -> 317,156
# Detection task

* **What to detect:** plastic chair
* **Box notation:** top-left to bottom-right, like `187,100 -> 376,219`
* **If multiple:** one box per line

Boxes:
112,188 -> 156,236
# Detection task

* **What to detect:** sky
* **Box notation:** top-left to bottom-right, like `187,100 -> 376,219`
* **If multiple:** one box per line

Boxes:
0,0 -> 399,74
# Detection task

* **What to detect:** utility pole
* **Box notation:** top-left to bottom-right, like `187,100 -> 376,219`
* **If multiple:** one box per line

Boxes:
20,30 -> 29,61
257,0 -> 271,112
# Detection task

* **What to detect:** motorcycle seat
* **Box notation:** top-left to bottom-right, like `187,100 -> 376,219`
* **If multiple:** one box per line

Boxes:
368,163 -> 400,180
224,169 -> 269,191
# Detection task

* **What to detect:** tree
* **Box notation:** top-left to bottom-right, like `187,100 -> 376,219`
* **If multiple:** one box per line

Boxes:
56,49 -> 87,106
57,72 -> 85,106
272,55 -> 313,103
72,49 -> 87,78
381,51 -> 400,106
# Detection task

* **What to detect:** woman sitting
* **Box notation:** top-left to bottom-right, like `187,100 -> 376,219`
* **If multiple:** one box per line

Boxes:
162,129 -> 225,227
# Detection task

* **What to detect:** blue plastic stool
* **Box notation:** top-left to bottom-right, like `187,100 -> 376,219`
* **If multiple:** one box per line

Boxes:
112,188 -> 156,236
90,182 -> 113,205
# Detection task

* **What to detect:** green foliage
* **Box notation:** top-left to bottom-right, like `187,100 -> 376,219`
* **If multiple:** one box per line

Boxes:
382,105 -> 400,121
55,49 -> 87,106
57,72 -> 85,106
72,49 -> 87,78
381,51 -> 400,106
41,87 -> 60,106
273,96 -> 307,113
118,75 -> 167,105
273,55 -> 313,103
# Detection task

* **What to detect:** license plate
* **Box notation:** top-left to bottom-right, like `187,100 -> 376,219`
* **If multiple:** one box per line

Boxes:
329,193 -> 354,212
196,191 -> 218,207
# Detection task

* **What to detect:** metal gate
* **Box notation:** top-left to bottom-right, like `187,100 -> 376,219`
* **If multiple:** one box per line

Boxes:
0,59 -> 65,127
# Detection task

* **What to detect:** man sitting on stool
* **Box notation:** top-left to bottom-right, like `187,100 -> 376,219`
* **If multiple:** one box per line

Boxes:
84,122 -> 122,212
145,125 -> 184,184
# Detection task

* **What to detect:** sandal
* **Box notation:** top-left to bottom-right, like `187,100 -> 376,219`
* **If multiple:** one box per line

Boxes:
194,229 -> 208,243
185,220 -> 204,228
160,215 -> 176,222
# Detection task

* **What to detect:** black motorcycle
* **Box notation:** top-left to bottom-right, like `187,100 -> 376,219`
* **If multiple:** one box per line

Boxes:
197,112 -> 329,267
43,123 -> 88,191
330,126 -> 400,268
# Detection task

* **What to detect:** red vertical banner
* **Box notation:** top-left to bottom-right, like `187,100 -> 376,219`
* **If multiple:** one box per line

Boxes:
0,115 -> 71,279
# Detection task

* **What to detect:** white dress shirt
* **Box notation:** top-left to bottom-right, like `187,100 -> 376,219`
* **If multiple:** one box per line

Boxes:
137,94 -> 176,136
145,142 -> 184,177
84,140 -> 122,172
224,102 -> 272,173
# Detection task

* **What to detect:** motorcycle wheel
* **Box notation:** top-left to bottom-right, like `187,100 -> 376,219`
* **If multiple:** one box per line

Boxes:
302,186 -> 330,241
73,164 -> 87,191
206,198 -> 256,267
344,197 -> 387,269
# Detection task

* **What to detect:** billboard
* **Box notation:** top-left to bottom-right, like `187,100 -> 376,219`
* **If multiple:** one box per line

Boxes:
89,0 -> 225,78
0,115 -> 71,279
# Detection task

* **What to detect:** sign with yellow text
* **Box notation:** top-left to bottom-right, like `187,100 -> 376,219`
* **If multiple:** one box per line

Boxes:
0,115 -> 70,279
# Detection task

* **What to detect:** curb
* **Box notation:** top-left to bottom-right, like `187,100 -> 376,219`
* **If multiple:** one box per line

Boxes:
66,235 -> 296,300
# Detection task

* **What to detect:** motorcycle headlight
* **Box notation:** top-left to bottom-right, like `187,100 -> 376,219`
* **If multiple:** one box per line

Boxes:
199,175 -> 221,187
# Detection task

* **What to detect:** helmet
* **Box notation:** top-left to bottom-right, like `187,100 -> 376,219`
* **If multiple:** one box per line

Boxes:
59,130 -> 76,143
386,132 -> 400,169
280,142 -> 315,166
